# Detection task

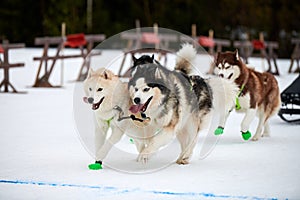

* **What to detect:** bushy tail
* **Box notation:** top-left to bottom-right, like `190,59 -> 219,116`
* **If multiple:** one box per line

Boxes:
207,78 -> 239,127
175,43 -> 197,75
265,76 -> 281,121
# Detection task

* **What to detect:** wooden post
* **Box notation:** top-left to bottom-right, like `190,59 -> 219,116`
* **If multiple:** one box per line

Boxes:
259,32 -> 265,71
61,22 -> 66,86
87,0 -> 93,33
192,24 -> 197,38
209,29 -> 214,39
153,23 -> 159,49
191,24 -> 197,47
135,19 -> 141,49
208,29 -> 214,55
259,32 -> 264,41
207,29 -> 215,74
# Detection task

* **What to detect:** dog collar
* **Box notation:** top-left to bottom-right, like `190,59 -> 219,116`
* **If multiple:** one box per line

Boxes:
235,84 -> 245,110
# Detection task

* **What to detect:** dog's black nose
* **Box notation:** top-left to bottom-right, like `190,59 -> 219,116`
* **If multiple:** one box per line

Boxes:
219,74 -> 224,78
134,97 -> 141,104
88,97 -> 94,104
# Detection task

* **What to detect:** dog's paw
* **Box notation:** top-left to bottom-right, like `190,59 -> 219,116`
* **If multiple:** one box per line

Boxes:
241,130 -> 251,140
137,149 -> 152,164
137,153 -> 149,164
88,161 -> 103,170
176,158 -> 189,165
214,127 -> 224,135
251,133 -> 263,141
262,132 -> 270,137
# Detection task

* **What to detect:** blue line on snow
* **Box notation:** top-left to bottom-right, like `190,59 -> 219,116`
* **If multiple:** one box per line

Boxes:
0,179 -> 279,200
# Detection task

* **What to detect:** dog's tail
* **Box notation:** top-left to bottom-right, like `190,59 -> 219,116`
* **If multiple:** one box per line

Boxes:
207,78 -> 239,127
175,43 -> 197,75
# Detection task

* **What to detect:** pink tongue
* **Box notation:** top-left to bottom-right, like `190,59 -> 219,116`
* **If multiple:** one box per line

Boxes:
129,104 -> 144,114
83,97 -> 88,103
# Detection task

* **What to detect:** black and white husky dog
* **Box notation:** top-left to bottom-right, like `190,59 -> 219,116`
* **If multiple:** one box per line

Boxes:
128,44 -> 238,164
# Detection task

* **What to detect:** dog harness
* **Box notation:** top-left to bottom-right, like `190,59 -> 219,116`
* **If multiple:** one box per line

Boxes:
235,84 -> 245,110
105,116 -> 114,127
113,105 -> 150,123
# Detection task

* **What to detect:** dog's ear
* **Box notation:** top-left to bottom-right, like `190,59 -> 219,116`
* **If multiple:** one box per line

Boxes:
87,68 -> 95,78
155,67 -> 162,79
213,53 -> 218,66
132,55 -> 137,63
216,52 -> 221,61
104,71 -> 108,79
234,49 -> 239,61
102,70 -> 114,80
130,66 -> 138,77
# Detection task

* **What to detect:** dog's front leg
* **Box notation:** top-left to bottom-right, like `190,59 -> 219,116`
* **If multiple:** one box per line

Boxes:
133,139 -> 146,154
95,126 -> 124,163
138,128 -> 174,164
94,120 -> 109,155
89,120 -> 109,170
240,108 -> 256,140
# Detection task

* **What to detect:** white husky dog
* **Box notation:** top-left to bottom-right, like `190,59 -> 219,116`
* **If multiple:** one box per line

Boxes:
83,68 -> 131,169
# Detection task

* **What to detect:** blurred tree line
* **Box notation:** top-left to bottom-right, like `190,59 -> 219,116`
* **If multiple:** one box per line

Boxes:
0,0 -> 299,57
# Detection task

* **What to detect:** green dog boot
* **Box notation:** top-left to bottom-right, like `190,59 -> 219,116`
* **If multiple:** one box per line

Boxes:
129,138 -> 134,144
241,130 -> 251,140
214,127 -> 224,135
88,161 -> 102,170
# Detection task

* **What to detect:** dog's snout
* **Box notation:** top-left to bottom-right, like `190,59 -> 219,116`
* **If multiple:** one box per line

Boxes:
219,74 -> 224,78
134,97 -> 141,104
88,97 -> 94,104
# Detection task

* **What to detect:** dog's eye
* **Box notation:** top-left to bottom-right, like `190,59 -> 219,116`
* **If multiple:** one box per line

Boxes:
135,88 -> 138,92
89,87 -> 92,91
143,88 -> 150,92
97,88 -> 103,92
224,63 -> 231,69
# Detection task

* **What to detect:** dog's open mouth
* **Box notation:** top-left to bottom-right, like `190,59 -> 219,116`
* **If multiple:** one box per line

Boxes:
227,73 -> 233,79
129,96 -> 153,114
92,97 -> 105,110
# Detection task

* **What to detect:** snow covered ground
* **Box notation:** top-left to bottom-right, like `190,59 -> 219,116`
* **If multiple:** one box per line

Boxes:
0,47 -> 299,200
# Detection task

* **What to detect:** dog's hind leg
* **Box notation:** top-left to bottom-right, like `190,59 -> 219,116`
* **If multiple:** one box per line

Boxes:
176,121 -> 199,165
252,113 -> 266,141
176,132 -> 198,165
262,121 -> 270,137
251,111 -> 266,141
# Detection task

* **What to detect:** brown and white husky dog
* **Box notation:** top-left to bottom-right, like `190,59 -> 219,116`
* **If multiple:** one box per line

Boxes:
214,50 -> 281,141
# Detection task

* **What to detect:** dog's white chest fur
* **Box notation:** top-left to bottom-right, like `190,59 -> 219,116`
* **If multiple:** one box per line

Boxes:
237,93 -> 251,111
